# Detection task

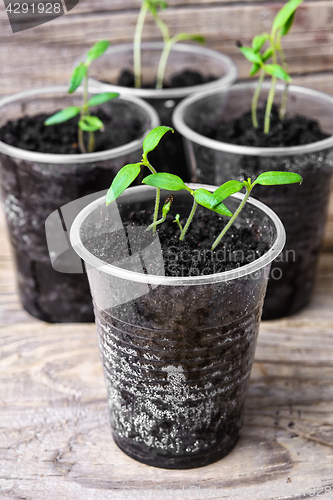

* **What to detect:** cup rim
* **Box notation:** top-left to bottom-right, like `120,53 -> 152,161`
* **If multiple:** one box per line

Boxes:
70,183 -> 286,286
89,42 -> 238,99
0,86 -> 160,164
172,82 -> 333,157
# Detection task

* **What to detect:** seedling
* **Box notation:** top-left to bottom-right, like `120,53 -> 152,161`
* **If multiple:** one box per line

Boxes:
133,0 -> 205,89
238,0 -> 303,134
45,41 -> 119,153
106,126 -> 302,252
106,126 -> 174,234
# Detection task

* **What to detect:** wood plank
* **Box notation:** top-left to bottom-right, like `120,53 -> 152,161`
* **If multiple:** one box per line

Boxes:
1,1 -> 333,96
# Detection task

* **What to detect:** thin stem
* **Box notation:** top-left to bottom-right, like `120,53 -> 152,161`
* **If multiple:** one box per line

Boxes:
146,215 -> 166,231
134,3 -> 148,89
151,11 -> 170,44
78,127 -> 86,153
174,217 -> 183,233
143,159 -> 159,235
211,188 -> 251,251
156,39 -> 172,89
78,73 -> 89,154
88,132 -> 95,153
276,39 -> 289,121
251,69 -> 265,129
179,199 -> 198,241
264,75 -> 276,134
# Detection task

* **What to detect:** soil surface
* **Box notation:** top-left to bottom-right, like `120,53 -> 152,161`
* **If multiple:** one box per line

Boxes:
0,108 -> 142,155
198,104 -> 329,150
118,69 -> 215,89
84,208 -> 269,277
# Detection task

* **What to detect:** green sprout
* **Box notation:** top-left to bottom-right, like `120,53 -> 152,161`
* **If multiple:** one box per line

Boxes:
106,126 -> 174,234
106,126 -> 302,251
133,0 -> 205,89
237,0 -> 303,134
45,41 -> 119,153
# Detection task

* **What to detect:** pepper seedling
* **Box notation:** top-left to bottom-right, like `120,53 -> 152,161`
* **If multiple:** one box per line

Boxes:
106,125 -> 174,234
45,41 -> 119,154
237,0 -> 303,133
143,169 -> 302,249
133,0 -> 205,89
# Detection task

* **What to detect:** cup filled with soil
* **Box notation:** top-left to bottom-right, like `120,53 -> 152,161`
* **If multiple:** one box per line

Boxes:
173,82 -> 333,319
0,86 -> 159,323
70,183 -> 285,469
88,42 -> 238,180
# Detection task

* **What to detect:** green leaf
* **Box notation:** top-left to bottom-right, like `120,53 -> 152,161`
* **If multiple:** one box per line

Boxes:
252,33 -> 269,52
193,189 -> 233,217
87,92 -> 120,107
143,173 -> 187,191
44,106 -> 81,126
281,12 -> 295,36
106,163 -> 142,205
262,47 -> 273,62
68,63 -> 87,93
173,33 -> 205,44
264,64 -> 291,82
142,126 -> 173,157
272,0 -> 303,32
250,63 -> 260,76
210,180 -> 244,207
253,171 -> 303,186
145,0 -> 167,12
238,47 -> 263,65
162,201 -> 172,218
78,115 -> 104,132
86,40 -> 110,64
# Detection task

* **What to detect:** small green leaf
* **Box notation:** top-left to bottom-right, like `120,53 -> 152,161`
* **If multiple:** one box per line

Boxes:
281,12 -> 295,36
44,106 -> 81,126
174,33 -> 205,44
68,63 -> 87,93
253,171 -> 303,186
210,180 -> 244,207
262,47 -> 273,62
78,115 -> 104,132
239,47 -> 263,65
142,126 -> 173,157
162,201 -> 172,218
264,64 -> 291,82
143,173 -> 186,191
106,163 -> 142,205
250,63 -> 261,76
252,33 -> 269,52
87,93 -> 120,107
145,0 -> 167,13
86,40 -> 110,64
193,189 -> 233,218
272,0 -> 303,32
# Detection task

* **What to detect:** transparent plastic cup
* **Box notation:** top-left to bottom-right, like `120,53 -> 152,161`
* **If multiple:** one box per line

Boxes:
173,83 -> 333,319
0,87 -> 159,323
89,42 -> 238,180
70,184 -> 285,469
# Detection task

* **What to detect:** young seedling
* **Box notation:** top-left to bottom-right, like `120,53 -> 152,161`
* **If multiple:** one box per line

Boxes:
143,170 -> 302,249
146,195 -> 174,231
45,41 -> 119,154
133,0 -> 205,89
106,125 -> 173,234
237,0 -> 303,133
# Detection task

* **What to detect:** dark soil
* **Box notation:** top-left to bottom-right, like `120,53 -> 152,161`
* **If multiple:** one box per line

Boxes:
198,104 -> 329,150
84,208 -> 269,277
118,69 -> 215,89
0,108 -> 142,154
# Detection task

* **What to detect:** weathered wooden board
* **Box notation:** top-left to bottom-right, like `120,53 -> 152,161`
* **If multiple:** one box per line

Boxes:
1,1 -> 333,95
1,201 -> 333,499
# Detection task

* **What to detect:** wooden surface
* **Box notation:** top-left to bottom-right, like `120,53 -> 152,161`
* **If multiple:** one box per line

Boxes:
1,207 -> 333,499
1,0 -> 333,96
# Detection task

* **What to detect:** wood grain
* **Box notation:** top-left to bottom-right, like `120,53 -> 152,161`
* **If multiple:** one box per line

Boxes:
1,202 -> 333,498
1,1 -> 333,96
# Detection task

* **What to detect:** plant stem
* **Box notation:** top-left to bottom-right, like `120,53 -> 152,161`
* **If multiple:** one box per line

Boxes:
78,127 -> 86,153
156,39 -> 172,89
134,2 -> 148,88
179,199 -> 198,241
264,75 -> 277,134
144,159 -> 159,235
88,132 -> 95,153
277,41 -> 289,121
78,73 -> 90,154
151,10 -> 169,44
251,69 -> 265,129
211,188 -> 251,251
146,215 -> 166,231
